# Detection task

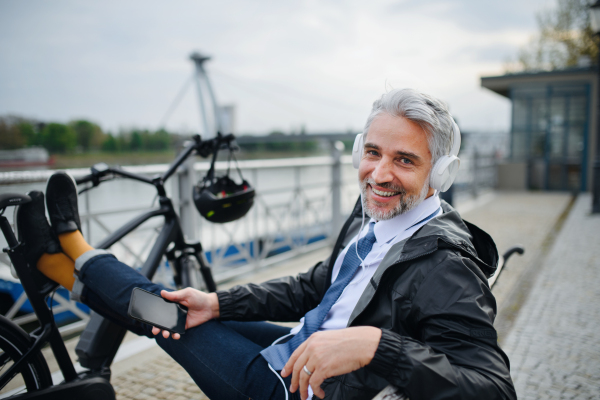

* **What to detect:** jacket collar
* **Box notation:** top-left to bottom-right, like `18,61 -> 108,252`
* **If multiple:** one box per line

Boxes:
346,198 -> 499,327
352,199 -> 499,279
397,201 -> 499,278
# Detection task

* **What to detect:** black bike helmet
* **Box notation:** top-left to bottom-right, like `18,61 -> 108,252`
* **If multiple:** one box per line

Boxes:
194,176 -> 254,223
193,135 -> 255,223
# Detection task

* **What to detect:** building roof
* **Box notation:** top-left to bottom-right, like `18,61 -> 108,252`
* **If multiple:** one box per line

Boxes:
481,66 -> 597,98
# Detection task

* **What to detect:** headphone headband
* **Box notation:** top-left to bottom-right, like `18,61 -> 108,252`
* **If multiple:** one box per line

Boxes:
450,120 -> 461,157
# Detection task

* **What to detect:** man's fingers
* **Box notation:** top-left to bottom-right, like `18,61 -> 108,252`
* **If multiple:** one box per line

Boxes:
282,340 -> 307,377
151,326 -> 179,340
289,347 -> 310,393
299,364 -> 313,400
309,371 -> 326,399
160,289 -> 179,301
283,341 -> 305,375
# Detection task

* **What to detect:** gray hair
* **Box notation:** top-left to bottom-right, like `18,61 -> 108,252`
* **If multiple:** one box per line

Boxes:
363,88 -> 455,165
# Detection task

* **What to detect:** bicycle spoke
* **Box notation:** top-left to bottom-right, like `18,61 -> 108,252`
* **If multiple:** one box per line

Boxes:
0,351 -> 9,371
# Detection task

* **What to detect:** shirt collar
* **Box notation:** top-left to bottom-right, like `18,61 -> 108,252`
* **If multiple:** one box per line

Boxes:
370,194 -> 442,244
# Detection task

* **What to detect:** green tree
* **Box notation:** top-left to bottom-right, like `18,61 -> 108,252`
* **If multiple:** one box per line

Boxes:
130,131 -> 142,151
101,133 -> 118,152
42,123 -> 76,153
19,122 -> 39,147
508,0 -> 598,72
147,129 -> 171,151
265,131 -> 291,151
70,120 -> 104,151
0,117 -> 26,149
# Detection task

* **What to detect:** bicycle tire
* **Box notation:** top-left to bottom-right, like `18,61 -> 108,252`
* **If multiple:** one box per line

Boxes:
0,315 -> 52,395
179,255 -> 204,291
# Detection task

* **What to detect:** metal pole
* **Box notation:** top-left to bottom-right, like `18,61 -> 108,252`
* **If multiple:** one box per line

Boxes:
84,189 -> 91,242
177,152 -> 198,240
198,63 -> 223,134
190,52 -> 213,137
593,40 -> 600,213
471,149 -> 479,198
331,140 -> 344,236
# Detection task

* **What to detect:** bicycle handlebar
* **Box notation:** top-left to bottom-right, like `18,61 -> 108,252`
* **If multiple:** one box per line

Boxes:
76,133 -> 238,194
75,174 -> 95,185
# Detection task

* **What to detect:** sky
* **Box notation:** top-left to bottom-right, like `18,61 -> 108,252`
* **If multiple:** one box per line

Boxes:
0,0 -> 555,136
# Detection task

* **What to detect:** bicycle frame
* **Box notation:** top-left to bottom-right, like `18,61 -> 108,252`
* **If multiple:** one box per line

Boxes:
0,213 -> 78,390
0,134 -> 232,397
74,135 -> 220,373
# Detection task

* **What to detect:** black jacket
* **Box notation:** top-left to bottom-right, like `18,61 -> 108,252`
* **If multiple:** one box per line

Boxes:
217,199 -> 516,400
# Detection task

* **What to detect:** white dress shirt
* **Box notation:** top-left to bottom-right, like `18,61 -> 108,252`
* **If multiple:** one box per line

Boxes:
290,194 -> 442,335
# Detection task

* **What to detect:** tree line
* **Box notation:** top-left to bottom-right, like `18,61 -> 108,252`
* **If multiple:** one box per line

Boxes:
0,116 -> 322,155
507,0 -> 598,72
0,116 -> 177,153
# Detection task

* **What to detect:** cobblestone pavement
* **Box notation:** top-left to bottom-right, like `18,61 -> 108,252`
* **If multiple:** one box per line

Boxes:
457,192 -> 573,342
112,355 -> 209,400
457,192 -> 572,316
501,193 -> 600,399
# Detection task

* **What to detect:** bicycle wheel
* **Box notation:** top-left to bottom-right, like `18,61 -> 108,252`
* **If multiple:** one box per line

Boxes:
179,255 -> 205,291
0,315 -> 52,395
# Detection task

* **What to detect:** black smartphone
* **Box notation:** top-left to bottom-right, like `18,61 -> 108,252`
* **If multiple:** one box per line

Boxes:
127,287 -> 188,335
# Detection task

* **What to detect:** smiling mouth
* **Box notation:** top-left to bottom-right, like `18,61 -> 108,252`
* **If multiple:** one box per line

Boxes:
371,186 -> 401,197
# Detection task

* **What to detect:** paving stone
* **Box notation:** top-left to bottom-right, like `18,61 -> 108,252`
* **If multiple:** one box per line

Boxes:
501,194 -> 600,400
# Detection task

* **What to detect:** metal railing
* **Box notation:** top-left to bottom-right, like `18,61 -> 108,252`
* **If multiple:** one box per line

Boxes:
0,146 -> 499,332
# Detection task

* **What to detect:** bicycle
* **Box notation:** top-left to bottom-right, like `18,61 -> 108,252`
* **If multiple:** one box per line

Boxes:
0,133 -> 246,398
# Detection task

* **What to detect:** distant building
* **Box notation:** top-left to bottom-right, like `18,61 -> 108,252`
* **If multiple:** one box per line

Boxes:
481,66 -> 597,192
0,147 -> 52,169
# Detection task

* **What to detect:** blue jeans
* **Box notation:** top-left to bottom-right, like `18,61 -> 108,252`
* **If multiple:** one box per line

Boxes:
77,253 -> 300,400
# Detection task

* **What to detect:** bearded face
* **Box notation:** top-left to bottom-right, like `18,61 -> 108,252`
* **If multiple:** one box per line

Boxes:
357,113 -> 435,221
360,176 -> 430,220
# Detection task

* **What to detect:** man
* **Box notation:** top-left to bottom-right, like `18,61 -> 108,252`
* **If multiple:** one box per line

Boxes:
20,88 -> 516,400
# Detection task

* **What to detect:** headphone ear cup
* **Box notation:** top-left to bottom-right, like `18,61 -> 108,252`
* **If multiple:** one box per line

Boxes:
352,134 -> 364,169
430,156 -> 460,192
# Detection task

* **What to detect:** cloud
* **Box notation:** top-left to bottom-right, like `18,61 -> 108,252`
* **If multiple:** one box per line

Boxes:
0,0 -> 548,134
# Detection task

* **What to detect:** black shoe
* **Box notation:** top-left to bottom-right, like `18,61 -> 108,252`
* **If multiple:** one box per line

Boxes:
46,171 -> 81,234
14,191 -> 61,292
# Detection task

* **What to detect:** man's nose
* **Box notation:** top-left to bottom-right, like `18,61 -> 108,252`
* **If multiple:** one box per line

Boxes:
371,158 -> 394,183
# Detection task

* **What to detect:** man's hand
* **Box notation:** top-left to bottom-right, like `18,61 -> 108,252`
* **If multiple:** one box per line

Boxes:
281,327 -> 382,400
151,288 -> 219,340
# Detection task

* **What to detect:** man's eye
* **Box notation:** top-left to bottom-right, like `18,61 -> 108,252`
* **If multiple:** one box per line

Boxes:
366,150 -> 379,157
400,158 -> 412,164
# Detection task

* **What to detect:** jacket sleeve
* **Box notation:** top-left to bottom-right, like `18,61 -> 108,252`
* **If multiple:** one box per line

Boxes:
366,253 -> 516,400
216,258 -> 330,322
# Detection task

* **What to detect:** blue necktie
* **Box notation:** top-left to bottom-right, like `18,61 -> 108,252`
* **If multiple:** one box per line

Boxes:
261,222 -> 377,370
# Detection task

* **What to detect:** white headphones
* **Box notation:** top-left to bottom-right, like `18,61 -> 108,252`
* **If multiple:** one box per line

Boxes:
352,120 -> 461,193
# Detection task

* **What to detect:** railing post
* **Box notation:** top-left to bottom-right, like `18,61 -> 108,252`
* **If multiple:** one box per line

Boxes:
84,189 -> 92,243
177,155 -> 198,241
471,149 -> 479,198
331,140 -> 345,237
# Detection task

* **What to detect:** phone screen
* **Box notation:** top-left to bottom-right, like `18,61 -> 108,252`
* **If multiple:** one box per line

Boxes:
127,287 -> 188,335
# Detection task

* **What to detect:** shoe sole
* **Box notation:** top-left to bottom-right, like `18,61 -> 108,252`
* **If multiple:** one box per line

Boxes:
13,191 -> 61,293
46,171 -> 81,233
46,170 -> 78,198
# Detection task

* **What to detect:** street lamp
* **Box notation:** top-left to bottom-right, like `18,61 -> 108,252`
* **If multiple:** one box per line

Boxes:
589,1 -> 600,213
